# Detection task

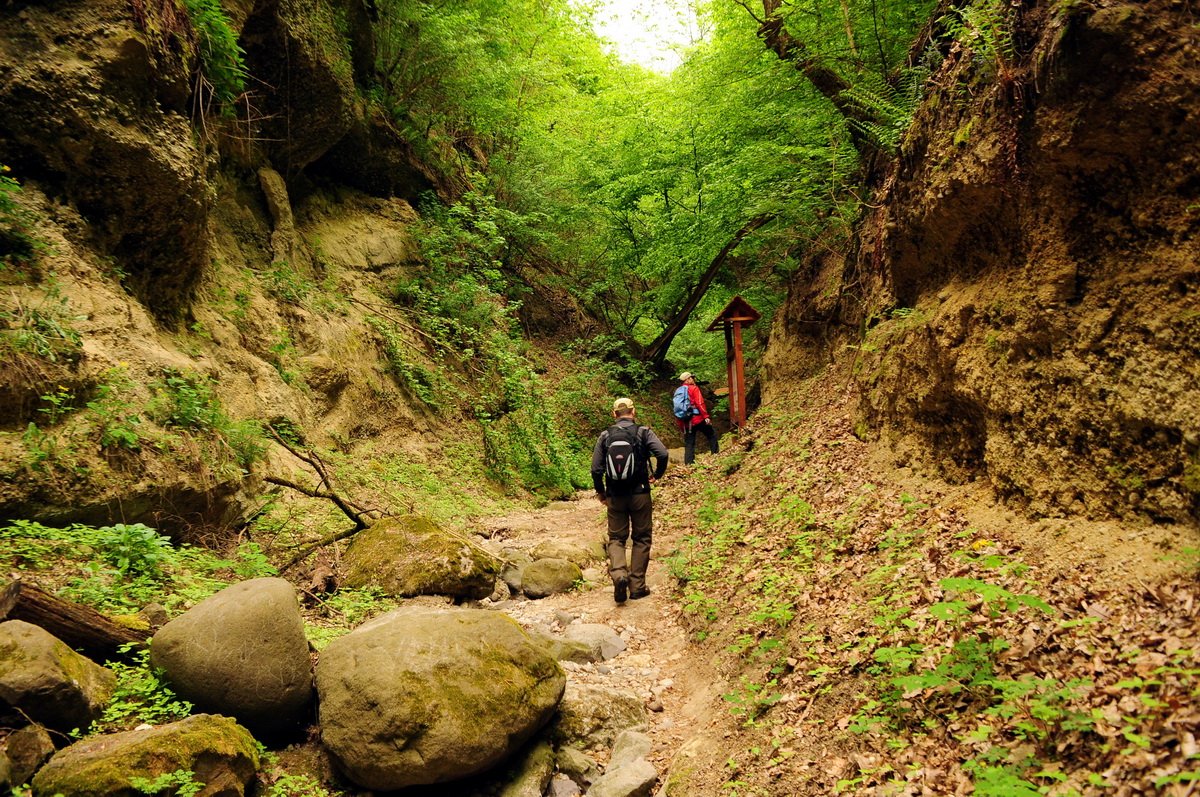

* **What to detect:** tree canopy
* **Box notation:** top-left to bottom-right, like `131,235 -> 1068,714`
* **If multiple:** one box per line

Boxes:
368,0 -> 939,376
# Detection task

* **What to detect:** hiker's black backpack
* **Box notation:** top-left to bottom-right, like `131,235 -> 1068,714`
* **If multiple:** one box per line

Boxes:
604,423 -> 646,488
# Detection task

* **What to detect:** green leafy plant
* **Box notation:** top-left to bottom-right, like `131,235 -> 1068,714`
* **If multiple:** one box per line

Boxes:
841,65 -> 932,152
130,768 -> 204,797
264,261 -> 313,305
37,385 -> 76,425
0,278 -> 84,362
20,421 -> 78,474
96,523 -> 173,577
181,0 -> 248,108
262,772 -> 334,797
149,368 -> 266,468
96,645 -> 193,733
87,367 -> 144,450
940,0 -> 1017,82
0,164 -> 43,265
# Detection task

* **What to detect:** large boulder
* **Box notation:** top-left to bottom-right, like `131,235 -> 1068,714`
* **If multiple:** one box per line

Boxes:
2,724 -> 54,788
316,606 -> 566,790
0,620 -> 115,732
149,578 -> 313,736
30,714 -> 259,797
521,559 -> 582,599
342,515 -> 500,600
530,541 -> 598,567
552,683 -> 648,750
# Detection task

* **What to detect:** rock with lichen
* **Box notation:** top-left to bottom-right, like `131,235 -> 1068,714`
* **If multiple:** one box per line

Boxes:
316,605 -> 565,790
31,713 -> 259,797
342,515 -> 500,599
0,620 -> 115,733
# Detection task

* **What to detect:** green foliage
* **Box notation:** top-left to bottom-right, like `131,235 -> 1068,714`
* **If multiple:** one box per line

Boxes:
376,190 -> 591,496
0,519 -> 275,615
0,278 -> 84,363
305,586 -> 400,650
723,675 -> 784,726
129,769 -> 204,797
0,164 -> 43,266
262,773 -> 334,797
37,385 -> 76,425
264,261 -> 313,305
95,645 -> 193,733
181,0 -> 248,108
940,0 -> 1017,81
149,368 -> 266,469
20,421 -> 77,474
841,64 -> 934,153
96,523 -> 173,576
367,315 -> 449,410
86,366 -> 145,451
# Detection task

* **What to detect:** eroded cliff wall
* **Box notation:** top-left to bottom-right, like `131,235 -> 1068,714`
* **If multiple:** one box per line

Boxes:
764,0 -> 1199,525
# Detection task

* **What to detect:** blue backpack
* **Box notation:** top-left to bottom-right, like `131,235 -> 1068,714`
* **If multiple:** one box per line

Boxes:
672,385 -> 694,420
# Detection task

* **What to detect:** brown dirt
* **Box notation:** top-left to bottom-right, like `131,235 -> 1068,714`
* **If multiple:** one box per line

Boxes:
479,489 -> 724,779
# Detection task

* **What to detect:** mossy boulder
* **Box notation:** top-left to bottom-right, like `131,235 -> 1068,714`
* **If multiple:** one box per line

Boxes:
530,540 -> 598,567
2,723 -> 54,787
0,620 -> 115,733
521,558 -> 582,599
342,515 -> 500,599
30,713 -> 259,797
149,578 -> 313,736
552,683 -> 647,750
316,606 -> 566,790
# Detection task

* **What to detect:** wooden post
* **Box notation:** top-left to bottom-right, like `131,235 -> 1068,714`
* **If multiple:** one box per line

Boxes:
724,323 -> 736,427
732,320 -> 747,427
706,296 -> 761,431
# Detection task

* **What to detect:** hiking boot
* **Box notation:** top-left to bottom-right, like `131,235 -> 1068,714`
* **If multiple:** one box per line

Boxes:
614,577 -> 628,604
630,588 -> 651,600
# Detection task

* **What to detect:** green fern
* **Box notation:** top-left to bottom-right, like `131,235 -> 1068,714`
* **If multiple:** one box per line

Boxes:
181,0 -> 248,108
840,65 -> 931,152
940,0 -> 1017,79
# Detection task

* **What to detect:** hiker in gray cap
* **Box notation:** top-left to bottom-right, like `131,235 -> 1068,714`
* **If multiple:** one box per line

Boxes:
591,397 -> 669,603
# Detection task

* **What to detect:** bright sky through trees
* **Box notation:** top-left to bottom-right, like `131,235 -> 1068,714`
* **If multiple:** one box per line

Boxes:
589,0 -> 700,72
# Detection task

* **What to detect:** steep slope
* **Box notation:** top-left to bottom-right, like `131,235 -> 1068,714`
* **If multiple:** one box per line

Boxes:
765,0 -> 1199,530
0,0 -> 575,542
653,1 -> 1200,793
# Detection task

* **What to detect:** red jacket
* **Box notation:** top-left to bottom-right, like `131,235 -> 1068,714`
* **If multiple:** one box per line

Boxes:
677,383 -> 709,431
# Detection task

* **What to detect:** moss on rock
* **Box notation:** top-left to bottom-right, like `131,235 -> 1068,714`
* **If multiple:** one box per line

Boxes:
342,515 -> 499,599
31,713 -> 259,797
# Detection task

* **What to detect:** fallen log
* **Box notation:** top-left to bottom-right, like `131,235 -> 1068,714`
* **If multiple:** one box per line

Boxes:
2,575 -> 147,662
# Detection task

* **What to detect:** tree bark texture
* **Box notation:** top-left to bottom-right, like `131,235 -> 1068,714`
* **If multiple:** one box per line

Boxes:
643,214 -> 775,366
2,576 -> 146,661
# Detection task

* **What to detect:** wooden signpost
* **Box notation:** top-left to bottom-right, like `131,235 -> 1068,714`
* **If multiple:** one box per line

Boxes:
705,296 -> 761,430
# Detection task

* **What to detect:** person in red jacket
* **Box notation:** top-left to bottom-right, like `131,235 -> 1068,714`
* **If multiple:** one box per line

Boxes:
676,372 -> 718,465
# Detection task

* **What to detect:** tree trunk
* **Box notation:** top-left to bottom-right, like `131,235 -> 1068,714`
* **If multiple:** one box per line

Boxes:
643,214 -> 774,366
2,577 -> 147,661
755,0 -> 880,162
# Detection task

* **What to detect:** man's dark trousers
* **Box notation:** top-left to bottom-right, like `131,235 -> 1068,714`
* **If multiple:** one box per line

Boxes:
606,493 -> 652,594
683,422 -> 718,464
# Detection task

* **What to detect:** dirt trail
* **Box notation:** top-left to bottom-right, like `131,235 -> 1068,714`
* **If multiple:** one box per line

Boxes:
480,491 -> 719,780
